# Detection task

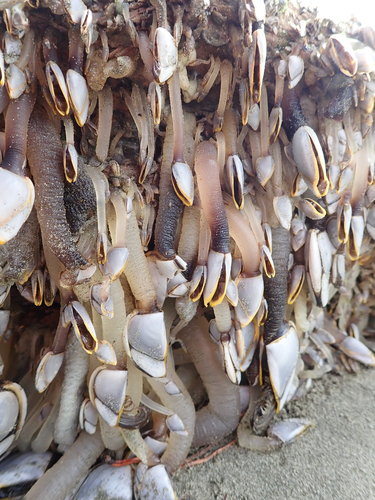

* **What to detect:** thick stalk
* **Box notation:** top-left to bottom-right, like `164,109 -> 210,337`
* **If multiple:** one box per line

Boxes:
25,431 -> 104,500
263,227 -> 290,344
54,333 -> 89,447
146,359 -> 195,473
179,317 -> 240,447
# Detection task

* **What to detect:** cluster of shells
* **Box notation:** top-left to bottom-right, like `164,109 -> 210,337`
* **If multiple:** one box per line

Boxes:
1,0 -> 375,497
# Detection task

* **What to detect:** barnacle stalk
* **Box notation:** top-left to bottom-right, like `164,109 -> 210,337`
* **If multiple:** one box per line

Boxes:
27,106 -> 93,283
24,431 -> 104,500
179,317 -> 241,447
194,141 -> 232,306
1,1 -> 375,498
169,70 -> 194,207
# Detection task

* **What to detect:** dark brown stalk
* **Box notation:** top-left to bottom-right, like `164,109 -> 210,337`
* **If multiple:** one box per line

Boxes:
27,105 -> 88,270
154,115 -> 183,259
195,141 -> 230,253
324,75 -> 354,120
64,162 -> 97,235
281,86 -> 305,140
263,227 -> 290,344
68,26 -> 84,72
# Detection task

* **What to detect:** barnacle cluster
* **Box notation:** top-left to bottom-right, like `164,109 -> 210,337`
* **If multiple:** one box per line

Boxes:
1,0 -> 375,497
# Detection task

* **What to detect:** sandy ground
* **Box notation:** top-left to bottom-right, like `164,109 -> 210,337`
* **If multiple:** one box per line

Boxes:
173,369 -> 375,500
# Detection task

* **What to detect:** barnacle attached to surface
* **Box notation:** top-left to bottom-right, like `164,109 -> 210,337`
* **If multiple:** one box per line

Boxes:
0,0 -> 375,498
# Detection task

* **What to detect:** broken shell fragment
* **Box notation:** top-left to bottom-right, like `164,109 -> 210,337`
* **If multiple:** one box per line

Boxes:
268,418 -> 313,444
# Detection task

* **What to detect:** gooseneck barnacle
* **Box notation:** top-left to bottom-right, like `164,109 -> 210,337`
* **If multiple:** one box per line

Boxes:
1,1 -> 375,498
27,105 -> 90,277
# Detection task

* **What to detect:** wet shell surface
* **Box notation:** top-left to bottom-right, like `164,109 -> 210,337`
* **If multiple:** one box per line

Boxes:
0,0 -> 375,499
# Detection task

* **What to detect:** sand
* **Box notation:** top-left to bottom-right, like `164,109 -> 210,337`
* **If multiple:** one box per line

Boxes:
173,369 -> 375,500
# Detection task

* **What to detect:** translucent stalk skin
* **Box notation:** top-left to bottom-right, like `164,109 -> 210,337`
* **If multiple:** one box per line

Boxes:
3,93 -> 35,175
27,105 -> 88,270
168,71 -> 184,162
125,211 -> 156,311
54,333 -> 89,447
263,227 -> 290,344
195,141 -> 230,253
146,360 -> 195,473
179,317 -> 240,447
24,431 -> 104,500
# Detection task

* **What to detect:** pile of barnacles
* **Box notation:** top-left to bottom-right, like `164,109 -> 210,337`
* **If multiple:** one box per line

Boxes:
1,0 -> 375,497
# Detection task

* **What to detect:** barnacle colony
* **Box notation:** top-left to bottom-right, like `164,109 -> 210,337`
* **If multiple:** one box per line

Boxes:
0,0 -> 375,498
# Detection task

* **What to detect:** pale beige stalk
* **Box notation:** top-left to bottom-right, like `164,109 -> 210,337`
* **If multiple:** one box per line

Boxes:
25,431 -> 104,500
125,211 -> 157,312
96,85 -> 113,162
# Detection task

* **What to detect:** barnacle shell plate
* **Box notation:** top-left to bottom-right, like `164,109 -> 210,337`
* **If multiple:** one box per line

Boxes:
0,167 -> 34,244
